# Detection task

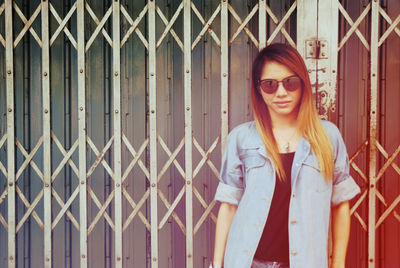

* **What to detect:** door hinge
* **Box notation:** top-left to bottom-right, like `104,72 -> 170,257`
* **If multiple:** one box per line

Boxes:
305,40 -> 328,59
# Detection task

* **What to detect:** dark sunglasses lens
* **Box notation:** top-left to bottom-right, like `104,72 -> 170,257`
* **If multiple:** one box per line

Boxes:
260,80 -> 278,94
283,77 -> 301,91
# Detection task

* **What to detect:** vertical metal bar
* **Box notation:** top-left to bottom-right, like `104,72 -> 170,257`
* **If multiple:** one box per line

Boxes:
5,0 -> 15,267
183,0 -> 193,267
148,0 -> 158,267
112,1 -> 123,267
77,0 -> 88,266
258,0 -> 266,50
317,0 -> 339,121
221,0 -> 228,153
369,1 -> 379,267
41,1 -> 52,267
296,0 -> 318,96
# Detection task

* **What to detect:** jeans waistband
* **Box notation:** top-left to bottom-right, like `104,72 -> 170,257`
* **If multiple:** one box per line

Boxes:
251,259 -> 289,268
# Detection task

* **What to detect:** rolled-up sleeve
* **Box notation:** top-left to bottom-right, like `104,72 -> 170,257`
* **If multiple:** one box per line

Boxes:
214,130 -> 244,206
330,125 -> 361,206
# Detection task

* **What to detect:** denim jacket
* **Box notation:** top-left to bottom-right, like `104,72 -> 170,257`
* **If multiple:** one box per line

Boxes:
214,121 -> 361,268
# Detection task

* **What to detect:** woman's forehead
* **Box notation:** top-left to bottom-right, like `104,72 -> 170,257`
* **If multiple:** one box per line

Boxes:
260,60 -> 296,79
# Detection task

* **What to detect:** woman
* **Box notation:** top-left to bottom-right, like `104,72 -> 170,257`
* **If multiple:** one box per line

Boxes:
211,43 -> 360,268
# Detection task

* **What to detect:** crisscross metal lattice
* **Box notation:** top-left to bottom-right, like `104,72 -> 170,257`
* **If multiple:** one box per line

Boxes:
1,0 -> 399,268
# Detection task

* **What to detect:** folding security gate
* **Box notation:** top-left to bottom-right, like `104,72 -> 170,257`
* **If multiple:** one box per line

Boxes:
0,0 -> 399,267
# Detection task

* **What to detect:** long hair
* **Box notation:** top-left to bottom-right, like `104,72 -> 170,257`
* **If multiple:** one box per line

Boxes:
251,43 -> 334,180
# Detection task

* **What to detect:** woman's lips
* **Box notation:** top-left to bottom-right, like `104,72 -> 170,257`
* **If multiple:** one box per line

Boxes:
274,101 -> 291,108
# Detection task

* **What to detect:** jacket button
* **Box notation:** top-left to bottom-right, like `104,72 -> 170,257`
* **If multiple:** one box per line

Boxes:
291,250 -> 298,256
290,220 -> 297,224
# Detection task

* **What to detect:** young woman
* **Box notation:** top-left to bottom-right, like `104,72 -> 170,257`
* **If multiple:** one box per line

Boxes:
211,43 -> 360,268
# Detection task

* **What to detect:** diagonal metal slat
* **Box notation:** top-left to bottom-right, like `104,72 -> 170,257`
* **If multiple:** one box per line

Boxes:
158,186 -> 185,230
156,4 -> 183,51
122,188 -> 151,231
379,6 -> 400,39
120,3 -> 148,49
86,185 -> 115,234
0,3 -> 5,47
338,1 -> 370,51
158,135 -> 186,179
194,199 -> 217,234
266,1 -> 296,47
15,138 -> 43,181
13,2 -> 42,48
15,187 -> 44,232
51,133 -> 79,181
191,2 -> 221,50
376,143 -> 400,182
157,187 -> 186,233
122,135 -> 149,182
0,134 -> 7,177
158,137 -> 185,182
264,3 -> 295,47
193,136 -> 220,179
49,2 -> 77,49
86,136 -> 114,179
156,2 -> 183,49
85,2 -> 113,51
376,194 -> 400,229
228,3 -> 259,47
0,213 -> 7,230
378,13 -> 400,46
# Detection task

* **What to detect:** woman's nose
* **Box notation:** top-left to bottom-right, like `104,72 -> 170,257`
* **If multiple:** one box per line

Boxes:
275,82 -> 288,96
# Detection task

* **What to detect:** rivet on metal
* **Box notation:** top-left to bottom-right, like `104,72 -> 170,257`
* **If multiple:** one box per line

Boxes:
117,257 -> 121,261
223,73 -> 227,77
187,254 -> 192,258
186,107 -> 190,111
370,184 -> 374,188
150,73 -> 154,76
151,110 -> 155,114
80,107 -> 83,111
46,257 -> 50,262
115,72 -> 118,76
80,69 -> 84,73
45,184 -> 49,187
372,73 -> 376,77
9,256 -> 13,261
82,254 -> 86,259
7,70 -> 11,75
81,181 -> 85,185
151,183 -> 156,187
116,183 -> 120,187
115,109 -> 119,114
187,181 -> 191,185
9,182 -> 13,187
332,70 -> 336,73
369,258 -> 374,262
223,110 -> 227,114
186,69 -> 189,73
8,108 -> 12,112
44,109 -> 48,114
153,257 -> 157,262
44,72 -> 48,76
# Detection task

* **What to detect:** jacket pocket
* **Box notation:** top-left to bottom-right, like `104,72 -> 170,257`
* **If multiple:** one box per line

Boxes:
301,156 -> 330,193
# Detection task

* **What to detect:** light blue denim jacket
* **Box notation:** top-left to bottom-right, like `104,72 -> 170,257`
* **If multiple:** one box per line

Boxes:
214,120 -> 361,268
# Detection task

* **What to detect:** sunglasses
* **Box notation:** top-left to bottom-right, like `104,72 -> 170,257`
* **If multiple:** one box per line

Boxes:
258,75 -> 301,94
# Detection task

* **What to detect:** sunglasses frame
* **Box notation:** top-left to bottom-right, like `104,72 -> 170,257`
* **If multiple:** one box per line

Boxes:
257,75 -> 302,94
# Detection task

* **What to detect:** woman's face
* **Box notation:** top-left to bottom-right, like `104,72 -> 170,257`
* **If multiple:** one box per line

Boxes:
259,60 -> 302,120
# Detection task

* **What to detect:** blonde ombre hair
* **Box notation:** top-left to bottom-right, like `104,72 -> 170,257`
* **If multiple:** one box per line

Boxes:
251,43 -> 334,181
